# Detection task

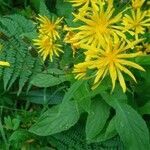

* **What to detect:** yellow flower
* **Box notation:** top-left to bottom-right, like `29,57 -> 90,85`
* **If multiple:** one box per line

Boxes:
73,62 -> 92,79
66,0 -> 99,10
0,61 -> 10,66
144,43 -> 150,53
122,9 -> 150,39
132,0 -> 145,9
73,40 -> 145,92
64,26 -> 80,56
33,35 -> 63,61
70,0 -> 126,48
37,15 -> 63,40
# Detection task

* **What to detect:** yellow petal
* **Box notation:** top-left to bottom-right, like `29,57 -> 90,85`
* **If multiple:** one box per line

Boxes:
0,61 -> 10,66
118,59 -> 145,71
117,52 -> 142,58
116,63 -> 137,82
117,69 -> 126,93
94,68 -> 105,84
109,63 -> 117,91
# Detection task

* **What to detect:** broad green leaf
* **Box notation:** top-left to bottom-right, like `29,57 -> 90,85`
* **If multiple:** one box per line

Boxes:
29,100 -> 80,136
56,0 -> 73,19
101,90 -> 150,149
20,88 -> 64,105
139,101 -> 150,115
31,73 -> 68,87
86,99 -> 110,143
62,80 -> 85,103
100,87 -> 127,107
115,102 -> 150,150
74,81 -> 91,113
29,81 -> 83,136
90,117 -> 117,143
104,117 -> 117,140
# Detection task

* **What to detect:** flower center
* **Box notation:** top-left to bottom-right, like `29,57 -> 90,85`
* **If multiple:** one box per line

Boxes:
96,16 -> 108,33
106,51 -> 117,63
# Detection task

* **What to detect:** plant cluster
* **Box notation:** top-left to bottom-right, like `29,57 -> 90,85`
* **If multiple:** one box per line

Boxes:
0,0 -> 150,149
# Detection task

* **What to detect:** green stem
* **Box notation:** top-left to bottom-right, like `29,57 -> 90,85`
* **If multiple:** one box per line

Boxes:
0,117 -> 9,150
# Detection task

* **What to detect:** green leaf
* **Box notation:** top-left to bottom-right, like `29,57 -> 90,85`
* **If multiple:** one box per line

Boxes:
135,55 -> 150,66
74,81 -> 91,113
62,80 -> 85,103
88,116 -> 118,143
20,88 -> 64,105
139,101 -> 150,115
104,117 -> 117,140
9,130 -> 33,149
100,86 -> 127,107
31,72 -> 68,87
86,98 -> 110,143
115,102 -> 150,150
31,0 -> 55,16
29,100 -> 80,136
29,80 -> 84,135
56,0 -> 73,19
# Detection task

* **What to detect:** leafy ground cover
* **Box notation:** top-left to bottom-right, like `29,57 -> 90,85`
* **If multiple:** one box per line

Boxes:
0,0 -> 150,149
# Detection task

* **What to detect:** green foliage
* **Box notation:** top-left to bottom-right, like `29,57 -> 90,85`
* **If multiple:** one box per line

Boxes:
49,121 -> 124,150
115,103 -> 150,150
0,0 -> 149,149
101,90 -> 150,150
86,99 -> 110,143
0,14 -> 42,94
29,80 -> 84,135
31,68 -> 70,87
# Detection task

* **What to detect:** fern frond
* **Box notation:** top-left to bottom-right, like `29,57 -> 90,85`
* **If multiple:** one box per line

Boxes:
0,14 -> 43,94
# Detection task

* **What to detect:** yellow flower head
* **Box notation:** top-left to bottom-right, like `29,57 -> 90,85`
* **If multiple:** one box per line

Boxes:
132,0 -> 145,9
37,15 -> 63,40
73,40 -> 145,92
122,9 -> 150,39
70,0 -> 126,48
33,35 -> 63,61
